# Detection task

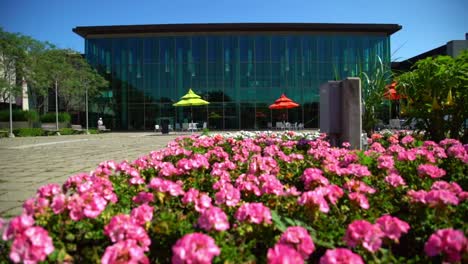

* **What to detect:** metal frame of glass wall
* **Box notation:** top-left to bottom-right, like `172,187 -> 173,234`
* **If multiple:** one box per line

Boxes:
85,33 -> 390,130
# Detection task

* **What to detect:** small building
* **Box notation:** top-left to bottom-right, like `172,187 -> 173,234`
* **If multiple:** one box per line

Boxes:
392,34 -> 468,72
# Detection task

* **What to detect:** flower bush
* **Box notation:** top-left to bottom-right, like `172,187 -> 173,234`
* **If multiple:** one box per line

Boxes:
1,130 -> 467,263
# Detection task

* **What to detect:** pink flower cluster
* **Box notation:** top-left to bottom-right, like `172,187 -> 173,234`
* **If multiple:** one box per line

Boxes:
267,244 -> 304,264
182,188 -> 213,212
407,180 -> 466,207
319,248 -> 364,264
344,215 -> 410,252
102,206 -> 153,263
63,173 -> 118,221
2,214 -> 54,263
235,202 -> 272,225
279,227 -> 315,256
197,206 -> 230,232
148,177 -> 185,197
298,185 -> 343,213
172,233 -> 221,264
424,228 -> 467,263
417,164 -> 446,178
343,180 -> 376,210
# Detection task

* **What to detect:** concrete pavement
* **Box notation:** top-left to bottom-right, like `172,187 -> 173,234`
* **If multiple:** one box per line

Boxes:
0,132 -> 181,218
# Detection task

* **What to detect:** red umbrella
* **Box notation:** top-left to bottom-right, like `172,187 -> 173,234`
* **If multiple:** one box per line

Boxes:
269,94 -> 299,124
269,94 -> 299,109
384,82 -> 404,101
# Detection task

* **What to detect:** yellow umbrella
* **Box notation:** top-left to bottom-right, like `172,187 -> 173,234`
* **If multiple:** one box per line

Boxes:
173,89 -> 209,128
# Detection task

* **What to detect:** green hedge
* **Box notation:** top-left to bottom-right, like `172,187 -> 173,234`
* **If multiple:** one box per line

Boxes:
59,128 -> 81,135
0,110 -> 39,122
13,128 -> 44,137
40,112 -> 71,123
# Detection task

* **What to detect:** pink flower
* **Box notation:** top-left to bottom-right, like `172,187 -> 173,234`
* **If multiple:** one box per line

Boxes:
131,204 -> 154,226
195,194 -> 212,213
214,184 -> 241,207
401,135 -> 414,145
197,206 -> 230,232
385,173 -> 406,187
259,174 -> 285,196
348,192 -> 370,209
104,214 -> 151,251
9,226 -> 54,264
298,190 -> 330,213
343,180 -> 376,194
158,162 -> 180,177
302,168 -> 329,189
370,142 -> 386,153
407,190 -> 427,203
182,188 -> 200,204
344,220 -> 384,252
431,181 -> 462,194
2,214 -> 34,241
267,244 -> 304,264
417,164 -> 446,178
172,233 -> 221,264
51,193 -> 66,214
279,226 -> 315,259
101,239 -> 149,264
132,192 -> 155,204
37,184 -> 61,198
148,177 -> 184,196
319,248 -> 364,264
377,155 -> 395,170
375,215 -> 410,242
340,164 -> 371,177
424,228 -> 467,263
325,185 -> 344,205
235,202 -> 272,225
425,190 -> 459,207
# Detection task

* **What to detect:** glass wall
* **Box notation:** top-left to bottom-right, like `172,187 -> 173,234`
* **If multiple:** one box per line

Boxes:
85,33 -> 390,130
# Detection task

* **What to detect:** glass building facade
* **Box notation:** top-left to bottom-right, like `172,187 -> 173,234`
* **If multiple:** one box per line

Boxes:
75,24 -> 399,130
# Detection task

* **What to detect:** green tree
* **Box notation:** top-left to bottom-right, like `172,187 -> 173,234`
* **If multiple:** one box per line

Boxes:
60,52 -> 108,112
396,51 -> 468,141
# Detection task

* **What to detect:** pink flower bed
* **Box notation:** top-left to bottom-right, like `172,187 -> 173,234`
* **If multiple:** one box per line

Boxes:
0,131 -> 467,263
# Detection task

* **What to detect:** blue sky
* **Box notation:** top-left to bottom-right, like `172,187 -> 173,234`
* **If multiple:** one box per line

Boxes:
1,0 -> 466,61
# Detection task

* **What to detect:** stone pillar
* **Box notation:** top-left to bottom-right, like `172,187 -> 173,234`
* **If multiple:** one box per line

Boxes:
320,81 -> 342,146
341,78 -> 362,149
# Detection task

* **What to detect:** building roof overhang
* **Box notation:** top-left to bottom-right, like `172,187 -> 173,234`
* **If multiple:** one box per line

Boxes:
73,23 -> 402,38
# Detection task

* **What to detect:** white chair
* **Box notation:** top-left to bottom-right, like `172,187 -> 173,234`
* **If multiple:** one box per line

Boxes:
203,122 -> 207,129
182,123 -> 189,131
276,122 -> 283,130
267,122 -> 272,130
175,123 -> 181,131
298,123 -> 304,130
389,119 -> 401,129
154,124 -> 160,132
285,122 -> 291,130
169,124 -> 173,131
189,123 -> 198,131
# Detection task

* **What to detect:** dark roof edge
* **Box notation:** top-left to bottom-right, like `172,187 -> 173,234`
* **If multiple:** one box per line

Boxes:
73,23 -> 402,38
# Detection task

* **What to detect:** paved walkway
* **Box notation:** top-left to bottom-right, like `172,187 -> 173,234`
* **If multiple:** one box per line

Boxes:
0,132 -> 181,218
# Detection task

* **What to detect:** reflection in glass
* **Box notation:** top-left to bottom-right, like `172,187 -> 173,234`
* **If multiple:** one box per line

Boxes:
85,34 -> 390,130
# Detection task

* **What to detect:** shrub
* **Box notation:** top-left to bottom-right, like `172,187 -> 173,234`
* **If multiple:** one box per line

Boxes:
13,128 -> 44,137
58,128 -> 78,135
0,110 -> 39,122
40,112 -> 71,123
0,131 -> 466,263
88,128 -> 100,134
